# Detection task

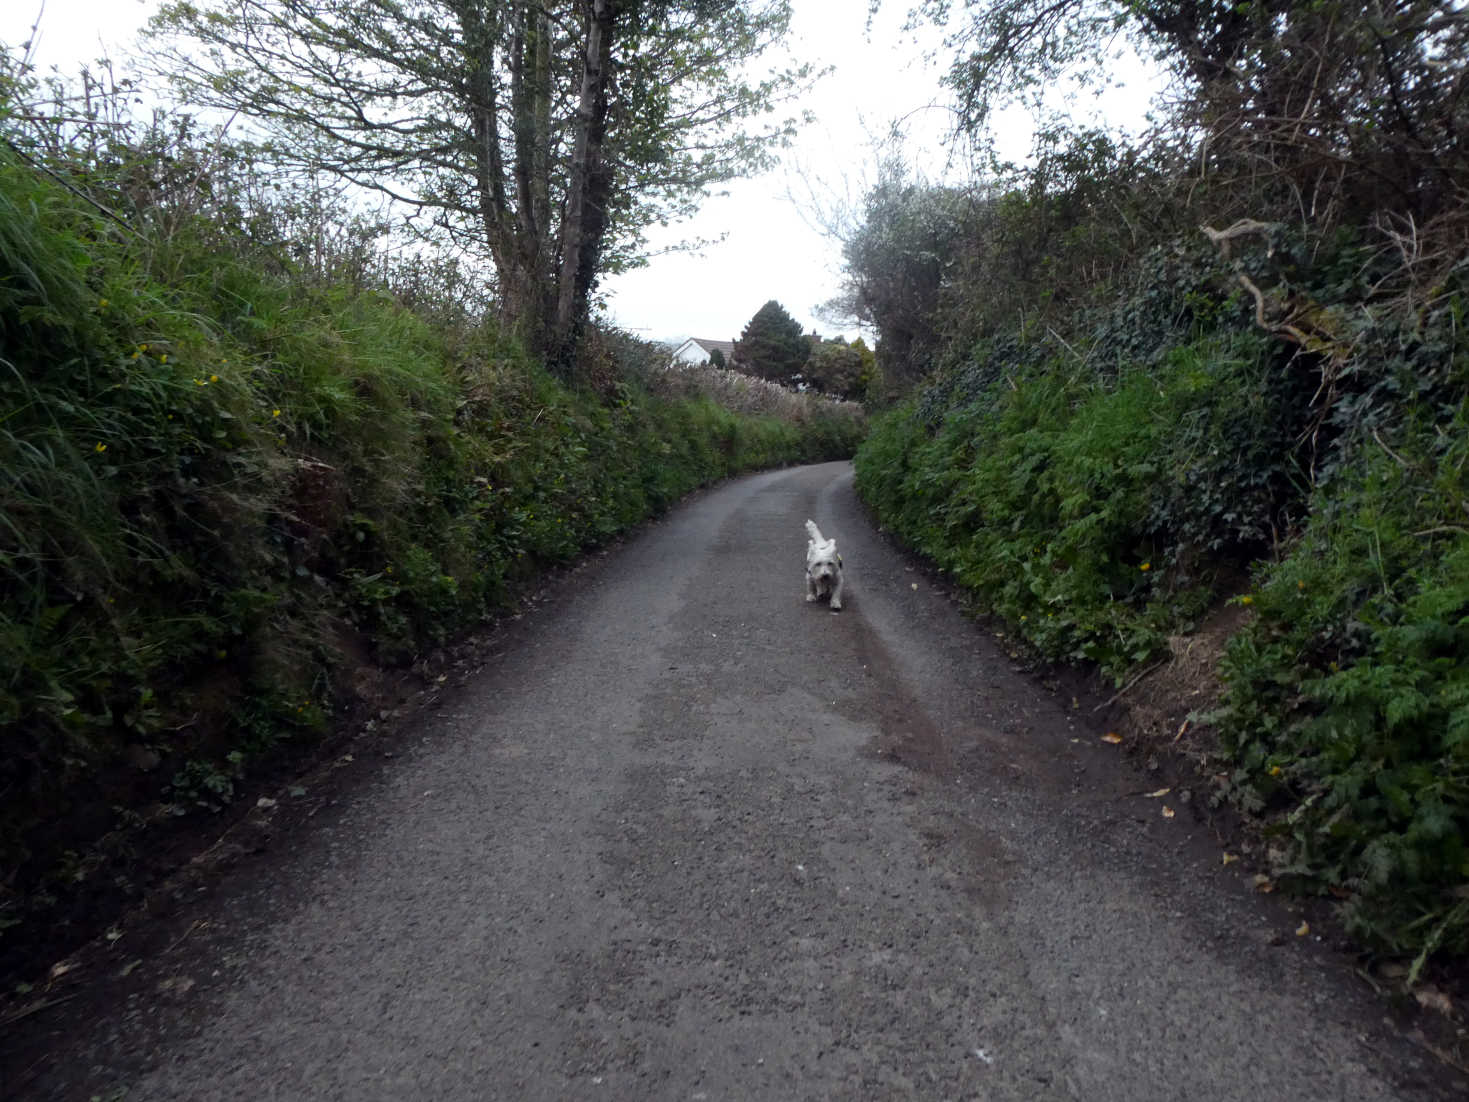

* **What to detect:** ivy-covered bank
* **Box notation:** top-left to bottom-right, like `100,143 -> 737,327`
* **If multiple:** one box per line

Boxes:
0,137 -> 864,973
854,241 -> 1469,968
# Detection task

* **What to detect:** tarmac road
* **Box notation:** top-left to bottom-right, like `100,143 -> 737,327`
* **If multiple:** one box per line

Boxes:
10,461 -> 1446,1099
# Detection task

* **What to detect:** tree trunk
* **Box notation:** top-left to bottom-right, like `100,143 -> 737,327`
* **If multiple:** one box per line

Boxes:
553,0 -> 617,377
510,4 -> 554,347
456,2 -> 544,348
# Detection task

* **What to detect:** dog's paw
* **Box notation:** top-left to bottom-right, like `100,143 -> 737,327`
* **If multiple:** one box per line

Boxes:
805,593 -> 816,602
829,599 -> 842,611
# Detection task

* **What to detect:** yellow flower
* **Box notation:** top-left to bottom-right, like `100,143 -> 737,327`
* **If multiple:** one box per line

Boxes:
209,374 -> 219,382
98,298 -> 109,308
160,354 -> 168,363
272,409 -> 281,417
195,379 -> 205,386
1297,580 -> 1305,590
1140,562 -> 1151,571
1240,595 -> 1254,605
94,442 -> 107,453
140,344 -> 148,352
131,352 -> 140,360
1268,765 -> 1282,777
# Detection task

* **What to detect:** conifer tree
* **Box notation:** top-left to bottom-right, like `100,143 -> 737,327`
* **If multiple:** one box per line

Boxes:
732,300 -> 809,385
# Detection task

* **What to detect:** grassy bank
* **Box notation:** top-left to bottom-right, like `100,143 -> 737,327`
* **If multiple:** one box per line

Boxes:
854,242 -> 1469,968
0,125 -> 864,971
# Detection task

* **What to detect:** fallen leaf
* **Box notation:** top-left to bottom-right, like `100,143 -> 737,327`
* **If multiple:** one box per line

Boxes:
1413,986 -> 1453,1015
48,961 -> 75,980
119,960 -> 142,978
1252,874 -> 1274,893
1295,921 -> 1310,937
1161,805 -> 1176,818
1144,787 -> 1171,798
1101,732 -> 1123,744
1221,853 -> 1239,866
910,582 -> 918,590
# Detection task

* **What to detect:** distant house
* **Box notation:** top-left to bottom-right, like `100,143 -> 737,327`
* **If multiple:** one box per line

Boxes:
670,337 -> 735,366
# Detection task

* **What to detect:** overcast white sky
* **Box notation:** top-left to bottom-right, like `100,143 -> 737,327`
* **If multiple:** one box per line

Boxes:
2,1 -> 1156,345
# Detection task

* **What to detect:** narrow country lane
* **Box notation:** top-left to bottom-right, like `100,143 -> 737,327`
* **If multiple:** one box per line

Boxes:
9,462 -> 1442,1100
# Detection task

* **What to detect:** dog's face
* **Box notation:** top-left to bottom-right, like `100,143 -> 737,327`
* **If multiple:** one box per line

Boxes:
806,537 -> 841,591
807,548 -> 840,586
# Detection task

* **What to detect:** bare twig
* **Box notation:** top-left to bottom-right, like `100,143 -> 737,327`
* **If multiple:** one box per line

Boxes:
1093,658 -> 1170,713
1,137 -> 143,238
0,991 -> 79,1029
1371,428 -> 1412,470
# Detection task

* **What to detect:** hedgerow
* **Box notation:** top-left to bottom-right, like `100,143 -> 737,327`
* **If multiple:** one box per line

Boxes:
1211,293 -> 1469,966
0,84 -> 863,966
854,219 -> 1469,964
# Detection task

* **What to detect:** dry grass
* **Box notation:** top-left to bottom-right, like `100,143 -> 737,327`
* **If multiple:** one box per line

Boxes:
652,361 -> 867,426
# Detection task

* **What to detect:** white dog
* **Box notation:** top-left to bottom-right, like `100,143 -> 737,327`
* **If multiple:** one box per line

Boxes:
805,519 -> 844,611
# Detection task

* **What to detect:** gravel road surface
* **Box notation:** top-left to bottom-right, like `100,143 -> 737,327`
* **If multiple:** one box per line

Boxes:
8,461 -> 1445,1100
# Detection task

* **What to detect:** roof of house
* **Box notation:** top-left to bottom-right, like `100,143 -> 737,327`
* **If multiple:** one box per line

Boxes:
689,337 -> 735,355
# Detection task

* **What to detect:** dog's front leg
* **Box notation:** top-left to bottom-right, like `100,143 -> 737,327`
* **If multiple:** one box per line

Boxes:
806,571 -> 818,602
829,570 -> 843,611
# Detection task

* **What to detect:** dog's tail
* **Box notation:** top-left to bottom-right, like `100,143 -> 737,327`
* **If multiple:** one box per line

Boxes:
805,519 -> 824,545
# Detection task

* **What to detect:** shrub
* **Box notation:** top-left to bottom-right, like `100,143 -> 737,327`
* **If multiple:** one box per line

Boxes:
1214,387 -> 1469,962
857,326 -> 1287,679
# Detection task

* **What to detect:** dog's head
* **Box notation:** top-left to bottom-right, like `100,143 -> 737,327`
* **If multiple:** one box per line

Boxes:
807,542 -> 842,584
809,557 -> 838,584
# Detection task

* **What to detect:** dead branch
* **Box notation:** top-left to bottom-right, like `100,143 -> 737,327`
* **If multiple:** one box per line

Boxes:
1199,219 -> 1278,259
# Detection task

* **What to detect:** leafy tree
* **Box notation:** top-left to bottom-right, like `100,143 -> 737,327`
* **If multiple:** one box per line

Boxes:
803,337 -> 865,400
835,171 -> 968,387
707,346 -> 726,368
732,300 -> 809,385
146,0 -> 810,375
924,1 -> 1468,252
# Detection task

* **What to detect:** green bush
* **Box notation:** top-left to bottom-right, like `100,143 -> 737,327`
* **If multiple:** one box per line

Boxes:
857,327 -> 1287,679
1214,397 -> 1469,962
855,250 -> 1469,964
